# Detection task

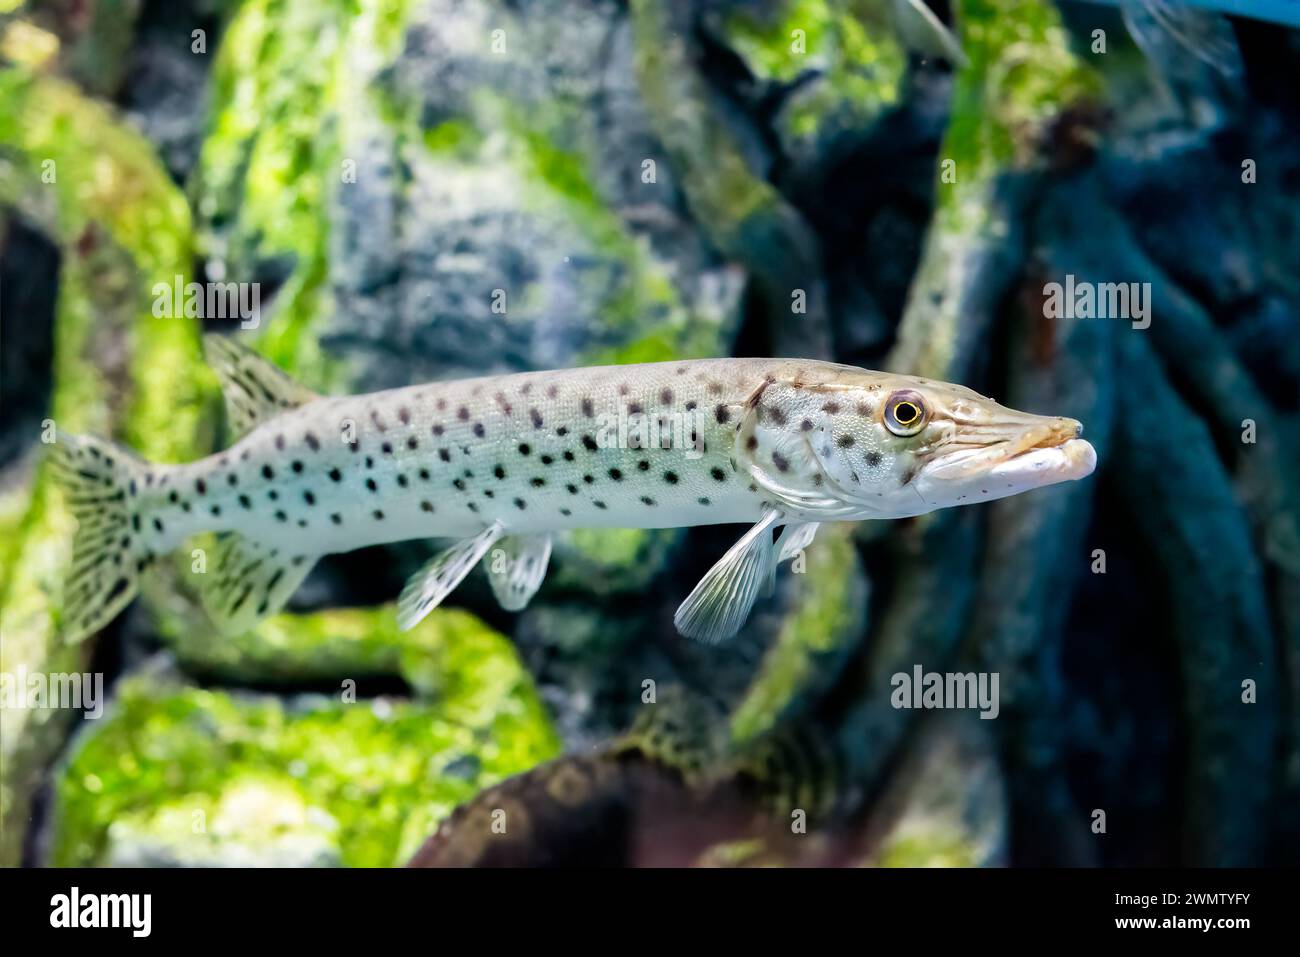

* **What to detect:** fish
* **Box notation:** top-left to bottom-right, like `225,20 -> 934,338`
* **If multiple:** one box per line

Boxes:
49,336 -> 1097,645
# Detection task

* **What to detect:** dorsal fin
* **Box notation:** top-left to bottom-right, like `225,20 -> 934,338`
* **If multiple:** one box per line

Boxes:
203,334 -> 319,436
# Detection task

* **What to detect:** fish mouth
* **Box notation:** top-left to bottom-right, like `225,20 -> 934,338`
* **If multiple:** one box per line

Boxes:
924,417 -> 1096,483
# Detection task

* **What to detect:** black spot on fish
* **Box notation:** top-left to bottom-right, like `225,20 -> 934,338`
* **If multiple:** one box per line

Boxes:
540,454 -> 553,465
467,502 -> 480,513
239,494 -> 251,509
582,435 -> 598,451
715,405 -> 730,424
745,436 -> 758,451
436,398 -> 447,411
609,468 -> 623,481
566,483 -> 578,494
227,474 -> 239,487
131,514 -> 141,532
557,426 -> 569,437
837,434 -> 855,448
196,478 -> 207,495
365,478 -> 378,492
372,410 -> 387,432
275,510 -> 287,522
275,435 -> 285,450
169,491 -> 179,504
494,464 -> 506,480
306,433 -> 320,450
292,460 -> 304,472
801,419 -> 814,432
698,496 -> 710,505
765,406 -> 788,426
530,408 -> 543,428
457,406 -> 470,421
432,424 -> 445,436
546,385 -> 559,399
514,497 -> 526,510
398,407 -> 411,425
530,477 -> 545,487
397,474 -> 409,488
267,489 -> 278,501
453,478 -> 465,491
407,436 -> 419,450
865,451 -> 882,467
660,388 -> 673,405
823,401 -> 841,414
420,501 -> 433,513
641,496 -> 656,506
583,474 -> 594,484
593,500 -> 607,510
473,423 -> 485,438
365,456 -> 375,469
373,509 -> 385,520
262,465 -> 274,480
637,460 -> 650,471
381,442 -> 393,455
303,490 -> 316,505
628,401 -> 643,415
772,452 -> 790,472
562,450 -> 575,462
153,518 -> 164,532
664,471 -> 678,484
331,513 -> 342,524
328,468 -> 342,482
438,448 -> 451,462
559,507 -> 571,516
419,468 -> 430,480
711,467 -> 726,481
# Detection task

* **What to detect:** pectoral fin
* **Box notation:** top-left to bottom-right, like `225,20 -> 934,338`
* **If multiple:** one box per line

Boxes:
201,533 -> 318,634
675,507 -> 783,644
397,522 -> 504,630
484,533 -> 552,611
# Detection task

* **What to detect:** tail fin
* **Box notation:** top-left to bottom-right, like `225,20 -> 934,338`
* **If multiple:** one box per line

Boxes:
47,432 -> 152,642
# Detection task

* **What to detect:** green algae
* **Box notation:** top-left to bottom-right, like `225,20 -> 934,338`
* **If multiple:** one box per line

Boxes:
876,827 -> 980,867
50,630 -> 560,866
940,0 -> 1101,225
723,0 -> 905,142
730,523 -> 868,744
0,66 -> 208,862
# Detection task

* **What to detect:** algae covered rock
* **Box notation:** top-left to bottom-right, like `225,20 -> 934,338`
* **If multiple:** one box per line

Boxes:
49,618 -> 560,867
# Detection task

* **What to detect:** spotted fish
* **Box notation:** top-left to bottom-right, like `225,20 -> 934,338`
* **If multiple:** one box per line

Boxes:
49,336 -> 1096,644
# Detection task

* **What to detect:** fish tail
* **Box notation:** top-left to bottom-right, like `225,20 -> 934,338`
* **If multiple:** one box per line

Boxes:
47,432 -> 158,642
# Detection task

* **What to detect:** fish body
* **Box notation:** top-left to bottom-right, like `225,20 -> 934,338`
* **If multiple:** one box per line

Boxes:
50,338 -> 1096,644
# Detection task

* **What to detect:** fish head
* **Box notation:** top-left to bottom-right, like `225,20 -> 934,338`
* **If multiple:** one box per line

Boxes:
736,366 -> 1097,520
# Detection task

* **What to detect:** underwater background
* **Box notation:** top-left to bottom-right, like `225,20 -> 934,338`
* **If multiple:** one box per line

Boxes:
1,0 -> 1297,867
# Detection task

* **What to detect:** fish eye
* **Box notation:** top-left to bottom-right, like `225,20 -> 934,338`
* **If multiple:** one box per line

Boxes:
884,391 -> 927,436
